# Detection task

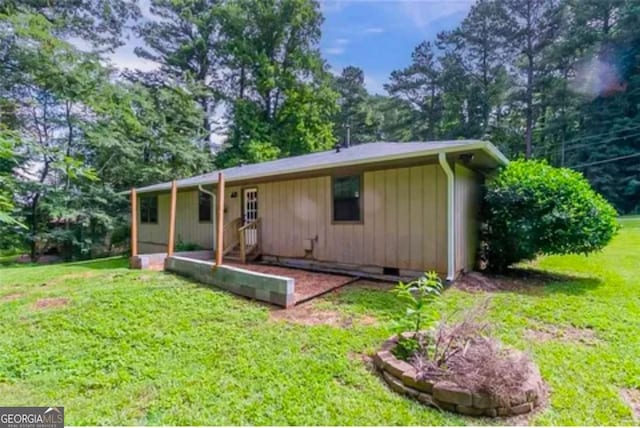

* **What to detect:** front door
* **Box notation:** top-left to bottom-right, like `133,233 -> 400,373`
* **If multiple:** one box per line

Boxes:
243,188 -> 258,246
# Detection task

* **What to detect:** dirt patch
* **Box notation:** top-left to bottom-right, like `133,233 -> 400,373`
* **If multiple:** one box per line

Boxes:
456,271 -> 545,294
621,388 -> 640,421
525,324 -> 600,345
270,303 -> 353,327
47,271 -> 97,286
32,297 -> 69,310
360,315 -> 378,326
0,293 -> 24,302
225,262 -> 355,303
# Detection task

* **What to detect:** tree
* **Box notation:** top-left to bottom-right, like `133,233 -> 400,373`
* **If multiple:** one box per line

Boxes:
437,0 -> 514,138
364,96 -> 415,141
215,0 -> 337,167
0,130 -> 19,226
385,41 -> 442,140
498,0 -> 564,158
89,83 -> 214,190
481,160 -> 618,272
333,66 -> 370,145
135,0 -> 224,148
1,0 -> 139,51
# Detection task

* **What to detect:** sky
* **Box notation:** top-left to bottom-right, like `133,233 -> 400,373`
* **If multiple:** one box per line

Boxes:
108,0 -> 475,95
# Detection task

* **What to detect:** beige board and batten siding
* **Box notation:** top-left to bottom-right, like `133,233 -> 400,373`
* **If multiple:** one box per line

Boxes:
453,163 -> 482,273
243,163 -> 449,274
137,190 -> 214,254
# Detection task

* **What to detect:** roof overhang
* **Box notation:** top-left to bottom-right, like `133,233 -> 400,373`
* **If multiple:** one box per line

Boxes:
126,141 -> 508,195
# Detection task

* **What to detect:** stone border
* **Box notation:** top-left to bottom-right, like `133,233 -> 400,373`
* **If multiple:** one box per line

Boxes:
165,256 -> 295,307
130,250 -> 214,269
373,335 -> 542,417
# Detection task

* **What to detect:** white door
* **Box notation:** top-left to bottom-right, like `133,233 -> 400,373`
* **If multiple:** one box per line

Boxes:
243,188 -> 258,246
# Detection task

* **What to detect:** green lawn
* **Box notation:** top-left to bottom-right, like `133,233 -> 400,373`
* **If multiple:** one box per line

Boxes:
0,219 -> 638,425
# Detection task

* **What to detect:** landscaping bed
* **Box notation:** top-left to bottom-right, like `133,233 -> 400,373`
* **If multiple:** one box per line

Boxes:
374,334 -> 545,417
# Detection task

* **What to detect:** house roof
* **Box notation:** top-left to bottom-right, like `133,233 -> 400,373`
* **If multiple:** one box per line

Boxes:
134,140 -> 508,194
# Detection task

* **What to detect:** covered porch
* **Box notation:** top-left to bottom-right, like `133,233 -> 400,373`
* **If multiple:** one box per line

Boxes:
129,173 -> 354,307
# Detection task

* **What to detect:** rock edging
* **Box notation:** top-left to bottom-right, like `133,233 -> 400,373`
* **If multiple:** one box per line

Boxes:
373,335 -> 542,417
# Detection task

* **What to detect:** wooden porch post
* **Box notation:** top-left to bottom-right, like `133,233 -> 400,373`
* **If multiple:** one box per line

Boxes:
167,180 -> 177,256
130,188 -> 138,257
215,173 -> 225,265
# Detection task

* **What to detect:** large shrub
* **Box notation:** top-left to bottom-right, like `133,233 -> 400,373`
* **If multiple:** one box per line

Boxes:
481,159 -> 618,272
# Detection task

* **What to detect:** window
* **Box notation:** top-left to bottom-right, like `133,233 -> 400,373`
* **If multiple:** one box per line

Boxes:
140,196 -> 158,224
332,175 -> 362,222
199,191 -> 213,222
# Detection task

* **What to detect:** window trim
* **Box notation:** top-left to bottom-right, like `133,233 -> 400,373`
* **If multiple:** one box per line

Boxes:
140,195 -> 158,225
331,174 -> 364,225
198,191 -> 213,223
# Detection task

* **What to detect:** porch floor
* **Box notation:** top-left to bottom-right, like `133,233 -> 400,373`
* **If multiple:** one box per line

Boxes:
224,262 -> 356,304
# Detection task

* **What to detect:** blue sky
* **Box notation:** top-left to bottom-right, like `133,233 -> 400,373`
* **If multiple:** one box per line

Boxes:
319,0 -> 474,93
109,0 -> 474,95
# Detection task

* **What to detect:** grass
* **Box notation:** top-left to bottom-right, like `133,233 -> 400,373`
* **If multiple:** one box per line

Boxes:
0,218 -> 638,425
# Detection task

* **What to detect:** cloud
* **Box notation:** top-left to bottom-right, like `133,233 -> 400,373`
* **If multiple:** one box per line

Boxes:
319,0 -> 348,14
362,27 -> 384,34
396,0 -> 475,31
325,37 -> 350,56
325,47 -> 346,55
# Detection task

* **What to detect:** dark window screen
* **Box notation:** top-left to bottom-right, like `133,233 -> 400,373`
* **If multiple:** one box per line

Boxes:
333,175 -> 361,222
199,192 -> 212,222
140,196 -> 158,224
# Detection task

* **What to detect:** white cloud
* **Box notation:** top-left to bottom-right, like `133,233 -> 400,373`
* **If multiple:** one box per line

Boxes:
319,0 -> 348,14
362,27 -> 385,34
397,0 -> 475,30
336,38 -> 350,45
325,47 -> 346,55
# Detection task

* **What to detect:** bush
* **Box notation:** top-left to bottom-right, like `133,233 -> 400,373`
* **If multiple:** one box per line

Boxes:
481,159 -> 618,272
175,238 -> 203,252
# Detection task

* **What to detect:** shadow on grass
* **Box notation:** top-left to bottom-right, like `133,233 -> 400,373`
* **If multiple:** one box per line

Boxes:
509,267 -> 603,295
0,255 -> 129,270
457,267 -> 602,296
320,283 -> 404,321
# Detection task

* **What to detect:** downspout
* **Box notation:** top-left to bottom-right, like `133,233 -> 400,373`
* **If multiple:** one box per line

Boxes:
438,152 -> 455,282
198,184 -> 215,198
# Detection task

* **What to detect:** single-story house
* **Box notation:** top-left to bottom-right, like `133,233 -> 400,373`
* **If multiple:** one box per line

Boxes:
128,140 -> 507,305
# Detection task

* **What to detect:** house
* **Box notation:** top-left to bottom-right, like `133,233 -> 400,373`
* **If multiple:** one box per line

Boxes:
128,140 -> 508,306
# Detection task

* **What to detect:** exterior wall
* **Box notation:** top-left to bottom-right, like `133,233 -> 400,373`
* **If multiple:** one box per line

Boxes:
244,164 -> 448,274
222,185 -> 243,224
138,190 -> 214,254
454,164 -> 482,273
136,163 -> 461,275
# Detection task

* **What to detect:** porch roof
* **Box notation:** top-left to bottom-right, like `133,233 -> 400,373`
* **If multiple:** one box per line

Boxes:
133,140 -> 507,194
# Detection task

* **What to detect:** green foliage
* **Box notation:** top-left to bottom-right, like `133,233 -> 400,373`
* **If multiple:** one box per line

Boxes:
215,0 -> 338,166
391,271 -> 443,359
175,239 -> 203,252
0,130 -> 20,227
482,159 -> 619,272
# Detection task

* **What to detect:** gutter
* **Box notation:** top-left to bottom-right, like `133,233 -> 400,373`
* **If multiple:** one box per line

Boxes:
131,141 -> 507,195
438,152 -> 455,282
